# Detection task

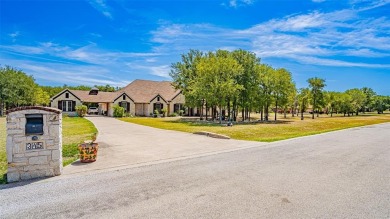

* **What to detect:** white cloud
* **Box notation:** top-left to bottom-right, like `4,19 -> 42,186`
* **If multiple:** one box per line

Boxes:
222,0 -> 255,8
150,3 -> 390,69
8,31 -> 20,38
87,0 -> 113,19
0,42 -> 164,86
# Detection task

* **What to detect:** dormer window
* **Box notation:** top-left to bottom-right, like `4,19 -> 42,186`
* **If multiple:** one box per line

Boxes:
65,93 -> 69,98
89,87 -> 99,95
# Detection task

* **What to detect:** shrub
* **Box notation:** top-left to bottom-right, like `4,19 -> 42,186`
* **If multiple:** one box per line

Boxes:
125,112 -> 133,117
161,108 -> 168,117
113,105 -> 125,117
75,105 -> 88,117
169,112 -> 178,117
178,110 -> 184,116
154,109 -> 160,117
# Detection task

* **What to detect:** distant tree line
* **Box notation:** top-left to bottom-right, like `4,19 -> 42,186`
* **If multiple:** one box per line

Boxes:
170,49 -> 390,123
0,65 -> 119,116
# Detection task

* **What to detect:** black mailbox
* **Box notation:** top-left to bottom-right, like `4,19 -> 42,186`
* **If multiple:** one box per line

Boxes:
26,114 -> 43,135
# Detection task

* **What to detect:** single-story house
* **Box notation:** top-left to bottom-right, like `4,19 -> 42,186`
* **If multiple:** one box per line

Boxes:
50,79 -> 185,117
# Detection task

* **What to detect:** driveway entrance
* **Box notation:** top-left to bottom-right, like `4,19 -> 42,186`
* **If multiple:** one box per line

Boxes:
64,117 -> 266,175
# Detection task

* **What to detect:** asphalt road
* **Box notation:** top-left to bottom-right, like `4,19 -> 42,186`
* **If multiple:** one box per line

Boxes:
1,123 -> 389,218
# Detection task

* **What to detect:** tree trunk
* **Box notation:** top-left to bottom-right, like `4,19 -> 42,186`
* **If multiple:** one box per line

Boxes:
274,99 -> 278,121
265,103 -> 269,121
227,100 -> 231,121
284,108 -> 287,119
312,99 -> 315,119
219,105 -> 223,124
260,107 -> 263,121
205,103 -> 208,120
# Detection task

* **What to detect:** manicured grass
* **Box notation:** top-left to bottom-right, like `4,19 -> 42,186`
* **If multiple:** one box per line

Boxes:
0,116 -> 97,183
0,117 -> 6,184
120,112 -> 390,142
62,117 -> 97,166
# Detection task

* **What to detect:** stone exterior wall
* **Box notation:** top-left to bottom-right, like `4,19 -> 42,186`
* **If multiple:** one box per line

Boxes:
168,93 -> 186,115
148,96 -> 168,115
50,91 -> 82,109
6,107 -> 62,183
113,94 -> 135,115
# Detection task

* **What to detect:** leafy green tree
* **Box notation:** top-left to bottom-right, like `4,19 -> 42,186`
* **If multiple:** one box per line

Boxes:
340,92 -> 353,116
271,68 -> 294,121
94,84 -> 117,92
195,51 -> 244,123
361,87 -> 376,113
170,50 -> 205,117
346,88 -> 366,115
257,64 -> 274,121
231,49 -> 261,121
32,87 -> 50,106
297,88 -> 310,120
287,84 -> 298,118
0,66 -> 37,115
373,95 -> 390,114
307,77 -> 326,119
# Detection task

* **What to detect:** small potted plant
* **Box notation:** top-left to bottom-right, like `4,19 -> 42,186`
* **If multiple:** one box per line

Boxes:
78,133 -> 99,163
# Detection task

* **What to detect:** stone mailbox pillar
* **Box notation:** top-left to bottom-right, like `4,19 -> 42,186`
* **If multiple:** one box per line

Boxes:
6,106 -> 62,183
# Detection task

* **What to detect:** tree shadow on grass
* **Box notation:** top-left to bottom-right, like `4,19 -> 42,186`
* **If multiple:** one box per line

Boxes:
167,119 -> 292,127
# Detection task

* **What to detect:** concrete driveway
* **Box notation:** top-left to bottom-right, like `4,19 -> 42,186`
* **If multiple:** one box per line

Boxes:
64,116 -> 267,175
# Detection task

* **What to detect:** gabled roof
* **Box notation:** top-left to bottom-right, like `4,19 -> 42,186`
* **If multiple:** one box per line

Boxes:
69,90 -> 118,103
119,79 -> 181,103
51,80 -> 182,103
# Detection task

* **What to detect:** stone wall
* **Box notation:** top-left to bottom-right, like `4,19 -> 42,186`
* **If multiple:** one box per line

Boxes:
6,106 -> 63,183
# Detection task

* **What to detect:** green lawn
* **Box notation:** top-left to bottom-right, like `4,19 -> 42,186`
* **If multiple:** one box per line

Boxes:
0,117 -> 6,184
0,116 -> 97,184
120,112 -> 390,142
61,117 -> 97,166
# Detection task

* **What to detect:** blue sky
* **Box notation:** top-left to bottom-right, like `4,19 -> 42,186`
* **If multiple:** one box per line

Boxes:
1,0 -> 389,94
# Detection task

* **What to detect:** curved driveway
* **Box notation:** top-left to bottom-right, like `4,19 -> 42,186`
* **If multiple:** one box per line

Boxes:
64,116 -> 267,175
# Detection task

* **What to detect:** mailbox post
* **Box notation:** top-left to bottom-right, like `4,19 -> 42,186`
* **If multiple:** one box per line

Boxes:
6,106 -> 63,183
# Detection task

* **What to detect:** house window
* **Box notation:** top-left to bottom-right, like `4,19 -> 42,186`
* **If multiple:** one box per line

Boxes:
153,103 -> 163,113
174,104 -> 183,113
65,93 -> 69,98
62,100 -> 73,112
157,97 -> 160,101
123,95 -> 126,100
121,101 -> 128,112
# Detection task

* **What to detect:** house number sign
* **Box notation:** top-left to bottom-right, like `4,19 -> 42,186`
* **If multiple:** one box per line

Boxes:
26,142 -> 44,150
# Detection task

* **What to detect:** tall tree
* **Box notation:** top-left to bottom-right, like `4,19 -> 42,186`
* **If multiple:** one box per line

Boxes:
0,66 -> 37,114
195,51 -> 244,123
257,64 -> 274,121
32,87 -> 50,106
231,49 -> 261,121
297,88 -> 310,120
346,88 -> 366,115
307,77 -> 326,119
170,50 -> 204,115
361,87 -> 376,113
271,68 -> 293,121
